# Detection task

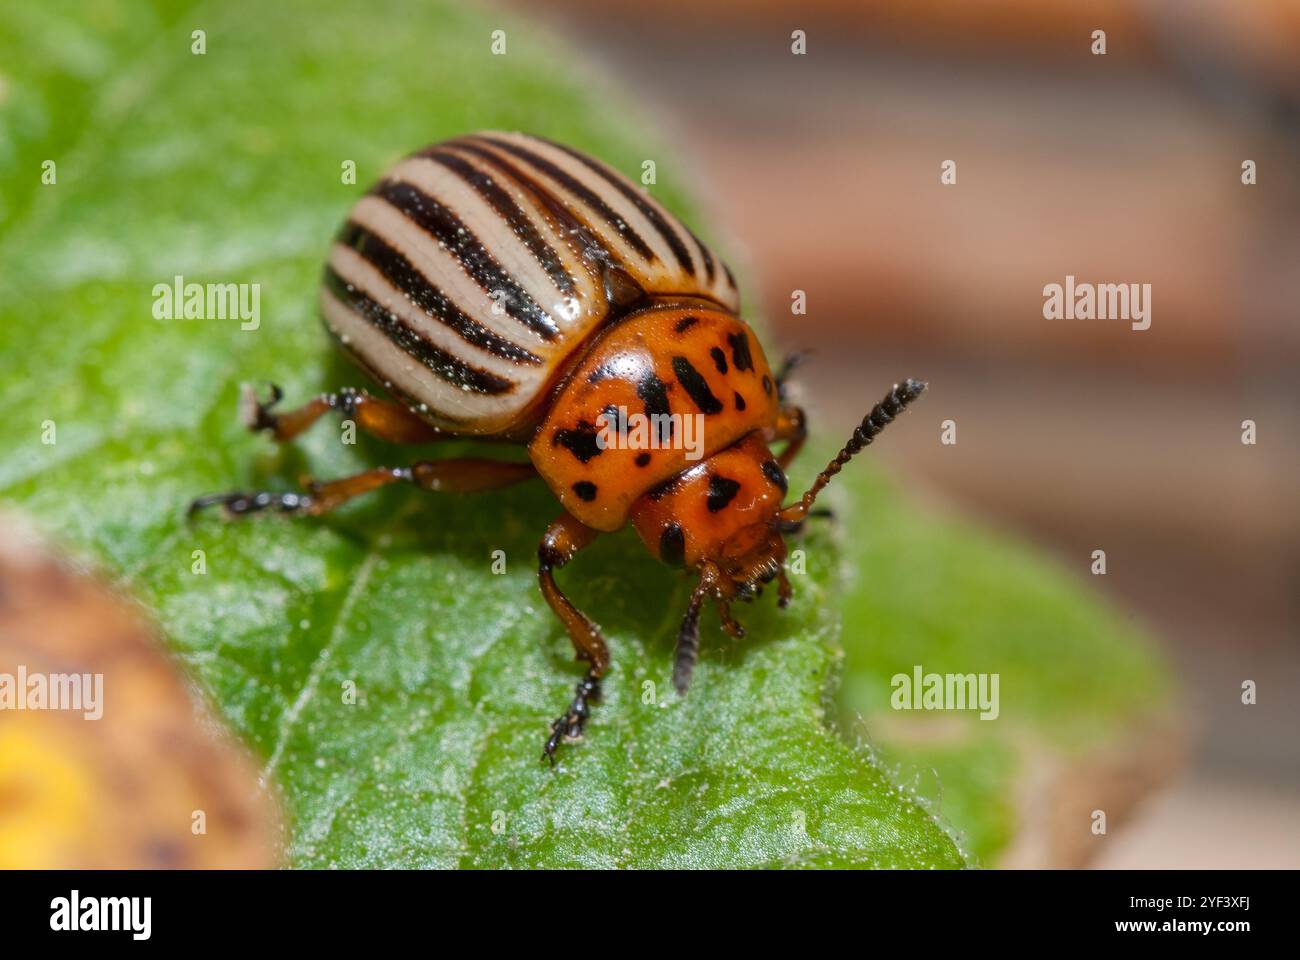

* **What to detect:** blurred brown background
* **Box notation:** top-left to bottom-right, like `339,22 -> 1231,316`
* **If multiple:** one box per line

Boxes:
511,0 -> 1300,867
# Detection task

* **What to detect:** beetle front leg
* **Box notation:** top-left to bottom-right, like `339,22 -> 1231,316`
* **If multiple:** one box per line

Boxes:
537,511 -> 608,762
771,404 -> 830,522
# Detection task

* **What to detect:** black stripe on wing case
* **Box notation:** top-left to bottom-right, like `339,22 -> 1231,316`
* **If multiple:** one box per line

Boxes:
681,224 -> 717,285
323,267 -> 513,395
336,222 -> 541,365
477,135 -> 659,263
452,141 -> 610,284
424,148 -> 577,297
546,137 -> 697,275
373,178 -> 560,341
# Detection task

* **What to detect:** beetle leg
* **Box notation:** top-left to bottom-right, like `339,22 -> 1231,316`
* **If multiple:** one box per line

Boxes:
716,599 -> 745,638
775,352 -> 810,401
772,404 -> 807,469
189,459 -> 535,518
770,405 -> 831,518
188,488 -> 323,518
406,459 -> 536,494
189,467 -> 401,517
241,382 -> 447,445
543,669 -> 602,766
537,512 -> 608,762
673,563 -> 724,695
776,568 -> 793,608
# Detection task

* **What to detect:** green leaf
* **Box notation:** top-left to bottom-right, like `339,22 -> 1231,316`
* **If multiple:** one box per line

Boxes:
0,0 -> 964,867
832,468 -> 1174,866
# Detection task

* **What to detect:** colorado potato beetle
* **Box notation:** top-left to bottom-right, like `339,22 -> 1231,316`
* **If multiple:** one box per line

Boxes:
191,131 -> 926,761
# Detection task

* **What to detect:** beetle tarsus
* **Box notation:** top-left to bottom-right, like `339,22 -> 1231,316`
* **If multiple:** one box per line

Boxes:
777,569 -> 794,609
716,600 -> 745,638
188,490 -> 313,518
239,381 -> 285,433
775,351 -> 810,401
542,669 -> 601,764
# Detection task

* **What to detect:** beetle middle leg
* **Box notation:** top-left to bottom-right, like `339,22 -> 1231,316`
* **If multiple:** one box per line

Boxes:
241,382 -> 448,445
189,458 -> 536,518
772,404 -> 807,470
537,511 -> 608,762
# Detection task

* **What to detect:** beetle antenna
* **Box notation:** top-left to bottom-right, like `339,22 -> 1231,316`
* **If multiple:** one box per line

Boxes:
781,378 -> 926,523
672,575 -> 713,695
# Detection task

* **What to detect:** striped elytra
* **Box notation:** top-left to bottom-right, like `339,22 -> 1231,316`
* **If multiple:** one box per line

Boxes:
197,130 -> 928,761
321,131 -> 739,437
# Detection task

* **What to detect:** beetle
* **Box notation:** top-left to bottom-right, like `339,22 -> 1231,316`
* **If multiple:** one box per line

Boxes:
190,131 -> 926,761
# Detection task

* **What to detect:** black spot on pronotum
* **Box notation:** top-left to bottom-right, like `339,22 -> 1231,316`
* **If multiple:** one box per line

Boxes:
727,331 -> 754,372
599,403 -> 627,435
734,391 -> 746,411
761,460 -> 788,494
709,346 -> 728,374
636,371 -> 673,442
761,374 -> 773,396
659,523 -> 686,566
553,422 -> 603,463
674,315 -> 699,334
572,481 -> 598,502
706,474 -> 741,513
635,452 -> 651,467
671,356 -> 723,414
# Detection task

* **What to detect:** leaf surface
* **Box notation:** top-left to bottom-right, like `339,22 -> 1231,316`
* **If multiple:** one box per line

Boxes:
0,0 -> 964,868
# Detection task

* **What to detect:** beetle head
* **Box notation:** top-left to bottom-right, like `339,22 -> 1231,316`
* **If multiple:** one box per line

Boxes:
632,379 -> 927,695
